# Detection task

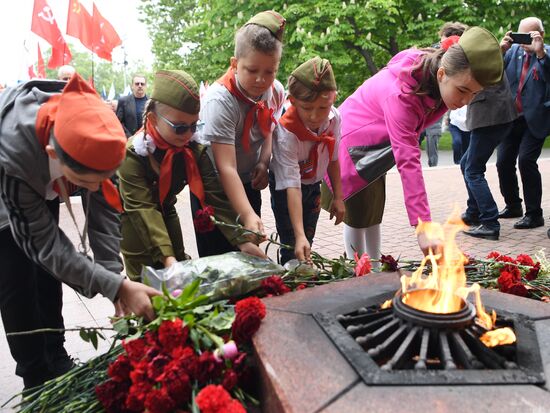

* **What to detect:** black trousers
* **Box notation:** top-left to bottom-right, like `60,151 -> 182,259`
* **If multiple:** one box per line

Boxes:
496,116 -> 545,218
0,200 -> 70,388
192,182 -> 262,257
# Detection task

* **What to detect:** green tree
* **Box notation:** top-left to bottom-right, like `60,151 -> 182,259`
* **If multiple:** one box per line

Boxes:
141,0 -> 550,102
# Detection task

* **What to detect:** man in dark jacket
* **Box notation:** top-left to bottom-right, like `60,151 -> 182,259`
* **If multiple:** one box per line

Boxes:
116,74 -> 148,137
497,17 -> 550,229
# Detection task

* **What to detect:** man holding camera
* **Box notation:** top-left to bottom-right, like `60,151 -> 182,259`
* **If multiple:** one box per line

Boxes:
496,17 -> 550,231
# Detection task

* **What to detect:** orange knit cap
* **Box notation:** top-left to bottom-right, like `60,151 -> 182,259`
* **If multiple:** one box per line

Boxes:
53,74 -> 126,171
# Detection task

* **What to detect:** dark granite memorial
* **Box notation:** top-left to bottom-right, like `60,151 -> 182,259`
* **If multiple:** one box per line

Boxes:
253,273 -> 550,413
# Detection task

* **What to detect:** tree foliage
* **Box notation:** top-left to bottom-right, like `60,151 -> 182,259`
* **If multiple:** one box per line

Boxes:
141,0 -> 550,102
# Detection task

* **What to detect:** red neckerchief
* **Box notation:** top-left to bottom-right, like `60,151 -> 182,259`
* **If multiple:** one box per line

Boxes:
217,67 -> 276,152
145,119 -> 206,208
35,96 -> 123,212
279,105 -> 335,179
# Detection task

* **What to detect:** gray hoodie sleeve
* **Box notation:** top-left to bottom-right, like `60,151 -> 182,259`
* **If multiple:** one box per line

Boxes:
0,169 -> 124,301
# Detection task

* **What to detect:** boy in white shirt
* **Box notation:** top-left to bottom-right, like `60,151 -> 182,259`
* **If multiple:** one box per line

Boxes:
270,57 -> 345,264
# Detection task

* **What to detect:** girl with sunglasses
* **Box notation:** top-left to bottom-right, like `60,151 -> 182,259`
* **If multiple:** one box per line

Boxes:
117,70 -> 265,280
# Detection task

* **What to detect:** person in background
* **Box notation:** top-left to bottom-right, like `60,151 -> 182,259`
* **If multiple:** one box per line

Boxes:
117,70 -> 265,279
448,105 -> 470,164
460,75 -> 517,240
0,74 -> 159,390
199,11 -> 286,250
117,74 -> 148,137
497,17 -> 550,230
323,27 -> 504,259
57,65 -> 76,81
270,57 -> 344,264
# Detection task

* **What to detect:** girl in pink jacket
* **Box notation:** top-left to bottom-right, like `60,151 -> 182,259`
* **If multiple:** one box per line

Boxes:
322,27 -> 504,258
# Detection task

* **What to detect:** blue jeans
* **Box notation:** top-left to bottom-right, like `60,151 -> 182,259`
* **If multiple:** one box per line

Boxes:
449,123 -> 471,165
269,173 -> 321,265
460,122 -> 513,230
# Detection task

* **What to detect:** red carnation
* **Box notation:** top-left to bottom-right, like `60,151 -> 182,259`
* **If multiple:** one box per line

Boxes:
235,296 -> 267,319
123,337 -> 147,362
194,205 -> 216,233
498,271 -> 518,291
95,380 -> 129,413
261,275 -> 291,296
147,354 -> 170,381
354,252 -> 372,276
196,351 -> 222,383
144,388 -> 175,413
501,264 -> 521,280
296,283 -> 307,290
195,385 -> 246,413
158,318 -> 189,352
108,354 -> 132,383
161,367 -> 191,405
222,369 -> 239,391
516,254 -> 535,267
486,251 -> 501,259
526,262 -> 541,281
507,283 -> 529,297
171,346 -> 200,378
380,254 -> 399,272
125,382 -> 152,411
495,254 -> 515,264
232,310 -> 262,344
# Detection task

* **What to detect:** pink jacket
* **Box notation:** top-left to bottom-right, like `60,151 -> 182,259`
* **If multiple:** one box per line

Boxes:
337,49 -> 448,226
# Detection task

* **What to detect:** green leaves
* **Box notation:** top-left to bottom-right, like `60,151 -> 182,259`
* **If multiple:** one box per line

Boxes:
78,328 -> 105,350
141,0 -> 550,103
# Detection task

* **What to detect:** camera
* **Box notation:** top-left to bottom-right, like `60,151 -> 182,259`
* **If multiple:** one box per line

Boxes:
510,32 -> 532,45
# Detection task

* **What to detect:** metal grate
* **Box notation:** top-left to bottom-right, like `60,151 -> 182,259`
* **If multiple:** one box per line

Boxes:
314,292 -> 546,385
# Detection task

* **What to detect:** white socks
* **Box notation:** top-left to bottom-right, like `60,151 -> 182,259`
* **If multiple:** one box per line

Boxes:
343,224 -> 381,264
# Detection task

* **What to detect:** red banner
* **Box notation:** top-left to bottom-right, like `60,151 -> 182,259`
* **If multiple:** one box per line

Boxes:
37,44 -> 46,78
92,3 -> 122,61
31,0 -> 72,68
66,0 -> 94,51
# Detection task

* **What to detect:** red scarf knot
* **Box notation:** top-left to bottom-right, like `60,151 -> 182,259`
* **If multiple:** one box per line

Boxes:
279,105 -> 335,179
145,119 -> 206,209
218,68 -> 276,152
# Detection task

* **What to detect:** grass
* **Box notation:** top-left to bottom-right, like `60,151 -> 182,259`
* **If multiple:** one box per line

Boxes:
422,132 -> 550,151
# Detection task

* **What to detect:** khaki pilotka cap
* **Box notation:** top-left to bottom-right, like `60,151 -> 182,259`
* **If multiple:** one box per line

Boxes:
458,27 -> 503,86
151,70 -> 200,114
244,10 -> 286,42
291,56 -> 337,91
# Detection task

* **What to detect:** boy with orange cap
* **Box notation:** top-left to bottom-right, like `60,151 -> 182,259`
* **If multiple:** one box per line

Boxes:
0,75 -> 160,389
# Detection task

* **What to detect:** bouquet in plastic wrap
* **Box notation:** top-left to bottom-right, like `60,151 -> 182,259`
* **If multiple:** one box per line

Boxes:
142,251 -> 285,300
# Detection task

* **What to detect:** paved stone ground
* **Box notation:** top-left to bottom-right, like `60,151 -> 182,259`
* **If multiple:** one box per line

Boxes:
1,151 -> 549,410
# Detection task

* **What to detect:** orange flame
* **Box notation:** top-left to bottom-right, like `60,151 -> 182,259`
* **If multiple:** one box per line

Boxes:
480,327 -> 516,347
399,209 -> 506,342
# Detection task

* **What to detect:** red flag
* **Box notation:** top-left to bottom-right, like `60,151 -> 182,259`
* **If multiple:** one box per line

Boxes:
37,44 -> 46,78
92,4 -> 122,61
31,0 -> 72,68
66,0 -> 94,51
28,64 -> 37,79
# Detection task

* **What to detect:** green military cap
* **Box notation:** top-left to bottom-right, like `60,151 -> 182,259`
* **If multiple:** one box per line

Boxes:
151,70 -> 200,114
291,56 -> 337,91
245,10 -> 286,42
458,26 -> 503,86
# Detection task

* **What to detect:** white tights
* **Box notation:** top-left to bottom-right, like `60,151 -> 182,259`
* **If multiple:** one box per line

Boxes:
343,223 -> 381,265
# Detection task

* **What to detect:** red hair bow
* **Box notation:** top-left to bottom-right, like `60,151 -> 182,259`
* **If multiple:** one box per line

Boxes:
441,35 -> 460,51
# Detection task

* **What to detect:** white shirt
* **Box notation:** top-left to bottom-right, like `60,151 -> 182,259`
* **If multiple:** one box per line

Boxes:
271,106 -> 341,190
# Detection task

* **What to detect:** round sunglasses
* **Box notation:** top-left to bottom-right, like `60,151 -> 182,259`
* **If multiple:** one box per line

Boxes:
156,112 -> 199,135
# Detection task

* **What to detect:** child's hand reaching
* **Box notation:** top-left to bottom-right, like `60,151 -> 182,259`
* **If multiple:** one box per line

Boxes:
294,234 -> 312,264
242,212 -> 266,241
251,162 -> 269,190
329,198 -> 345,225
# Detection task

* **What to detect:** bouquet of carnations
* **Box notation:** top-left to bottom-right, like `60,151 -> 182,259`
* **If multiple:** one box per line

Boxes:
10,280 -> 266,412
